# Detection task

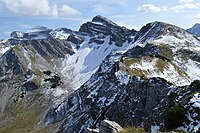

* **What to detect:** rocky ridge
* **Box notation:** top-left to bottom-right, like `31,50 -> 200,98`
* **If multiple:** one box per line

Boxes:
0,16 -> 200,132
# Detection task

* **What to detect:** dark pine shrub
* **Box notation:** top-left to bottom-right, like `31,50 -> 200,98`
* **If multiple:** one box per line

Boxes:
165,106 -> 186,130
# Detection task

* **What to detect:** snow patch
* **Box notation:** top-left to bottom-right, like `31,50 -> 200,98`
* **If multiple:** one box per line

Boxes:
128,57 -> 191,86
50,30 -> 70,39
0,46 -> 10,56
151,125 -> 160,133
61,36 -> 127,90
189,93 -> 200,108
115,70 -> 129,85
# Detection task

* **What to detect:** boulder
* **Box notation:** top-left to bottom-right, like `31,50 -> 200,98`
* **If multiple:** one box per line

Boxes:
99,120 -> 123,133
86,120 -> 123,133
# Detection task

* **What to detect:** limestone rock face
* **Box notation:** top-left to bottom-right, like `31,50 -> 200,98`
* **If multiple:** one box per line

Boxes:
79,15 -> 137,46
99,120 -> 123,133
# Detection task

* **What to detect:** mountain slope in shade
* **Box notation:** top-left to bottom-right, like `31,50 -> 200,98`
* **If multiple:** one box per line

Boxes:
0,16 -> 200,132
187,23 -> 200,37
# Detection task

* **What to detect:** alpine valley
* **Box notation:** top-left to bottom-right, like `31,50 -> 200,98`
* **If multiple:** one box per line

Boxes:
1,15 -> 200,133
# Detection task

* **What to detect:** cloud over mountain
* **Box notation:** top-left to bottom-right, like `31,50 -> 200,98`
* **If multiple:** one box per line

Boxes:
0,0 -> 80,17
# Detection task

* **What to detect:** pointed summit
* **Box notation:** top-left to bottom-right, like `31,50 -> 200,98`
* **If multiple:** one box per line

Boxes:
92,15 -> 118,26
135,21 -> 189,43
187,23 -> 200,37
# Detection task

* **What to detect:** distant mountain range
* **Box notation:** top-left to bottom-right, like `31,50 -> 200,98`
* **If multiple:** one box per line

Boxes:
187,23 -> 200,37
0,15 -> 200,133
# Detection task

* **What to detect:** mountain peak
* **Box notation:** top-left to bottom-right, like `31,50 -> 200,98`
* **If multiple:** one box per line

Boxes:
193,23 -> 200,27
92,15 -> 118,26
135,20 -> 191,43
187,23 -> 200,37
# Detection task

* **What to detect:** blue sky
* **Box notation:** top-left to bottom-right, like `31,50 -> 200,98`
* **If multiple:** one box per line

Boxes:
0,0 -> 200,38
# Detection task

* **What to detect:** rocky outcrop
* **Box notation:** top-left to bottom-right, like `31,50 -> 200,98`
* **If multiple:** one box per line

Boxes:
92,15 -> 118,27
67,33 -> 84,45
10,31 -> 28,38
79,15 -> 136,46
87,120 -> 123,133
99,120 -> 123,133
0,48 -> 23,78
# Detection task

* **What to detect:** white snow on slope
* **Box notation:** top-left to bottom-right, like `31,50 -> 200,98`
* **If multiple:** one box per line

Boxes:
61,36 -> 130,90
115,70 -> 130,85
190,93 -> 200,108
179,93 -> 200,132
140,33 -> 200,86
151,125 -> 160,133
0,46 -> 10,57
50,30 -> 70,40
185,59 -> 200,80
128,57 -> 191,86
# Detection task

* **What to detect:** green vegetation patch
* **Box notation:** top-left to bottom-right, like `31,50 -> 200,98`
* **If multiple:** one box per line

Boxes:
191,80 -> 200,91
0,97 -> 46,133
165,106 -> 186,130
120,126 -> 145,133
31,67 -> 43,86
44,74 -> 62,88
121,56 -> 190,85
43,70 -> 51,76
158,43 -> 173,61
122,56 -> 165,77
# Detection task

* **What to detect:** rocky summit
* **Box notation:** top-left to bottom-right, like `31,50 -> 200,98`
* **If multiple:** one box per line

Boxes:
1,15 -> 200,133
187,23 -> 200,37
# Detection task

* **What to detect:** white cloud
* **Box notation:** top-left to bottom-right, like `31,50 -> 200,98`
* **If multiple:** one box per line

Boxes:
52,4 -> 59,17
96,0 -> 131,7
92,4 -> 110,14
161,6 -> 169,12
172,3 -> 200,13
179,0 -> 193,4
1,0 -> 80,17
195,13 -> 200,19
172,5 -> 185,13
138,4 -> 161,13
184,3 -> 200,8
2,0 -> 51,16
60,5 -> 81,17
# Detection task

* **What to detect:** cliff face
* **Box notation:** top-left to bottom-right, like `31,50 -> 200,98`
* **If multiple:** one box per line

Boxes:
0,16 -> 200,133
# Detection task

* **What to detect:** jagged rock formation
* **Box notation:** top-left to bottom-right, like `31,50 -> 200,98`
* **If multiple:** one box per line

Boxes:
79,15 -> 136,46
0,15 -> 200,133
